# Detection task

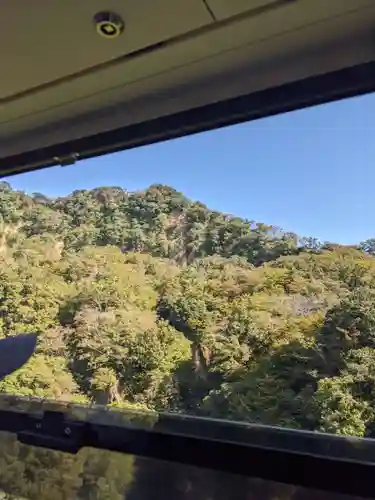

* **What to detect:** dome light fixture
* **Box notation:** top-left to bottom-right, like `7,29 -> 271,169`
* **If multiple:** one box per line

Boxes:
93,11 -> 125,39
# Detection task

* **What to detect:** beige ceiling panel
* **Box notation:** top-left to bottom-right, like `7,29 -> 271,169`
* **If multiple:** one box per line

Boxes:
2,0 -> 375,158
206,0 -> 277,19
207,0 -> 375,20
3,0 -> 373,127
2,1 -> 374,157
1,0 -> 212,99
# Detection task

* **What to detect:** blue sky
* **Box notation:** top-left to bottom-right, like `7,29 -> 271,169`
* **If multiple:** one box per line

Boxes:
5,93 -> 374,245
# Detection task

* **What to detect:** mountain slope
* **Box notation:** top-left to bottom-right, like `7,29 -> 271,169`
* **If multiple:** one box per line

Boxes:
0,181 -> 373,498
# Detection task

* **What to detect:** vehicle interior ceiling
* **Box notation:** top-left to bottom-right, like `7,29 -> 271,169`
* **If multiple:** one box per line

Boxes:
2,0 -> 375,175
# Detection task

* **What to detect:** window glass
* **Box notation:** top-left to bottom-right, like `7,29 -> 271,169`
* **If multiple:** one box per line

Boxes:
0,93 -> 374,498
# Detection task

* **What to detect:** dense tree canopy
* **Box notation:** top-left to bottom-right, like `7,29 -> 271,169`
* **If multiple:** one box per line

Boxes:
0,181 -> 372,499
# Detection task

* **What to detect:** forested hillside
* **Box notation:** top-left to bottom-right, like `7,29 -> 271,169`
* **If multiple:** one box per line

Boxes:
0,180 -> 373,499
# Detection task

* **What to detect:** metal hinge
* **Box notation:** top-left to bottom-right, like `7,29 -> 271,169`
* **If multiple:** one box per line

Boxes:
53,153 -> 79,167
